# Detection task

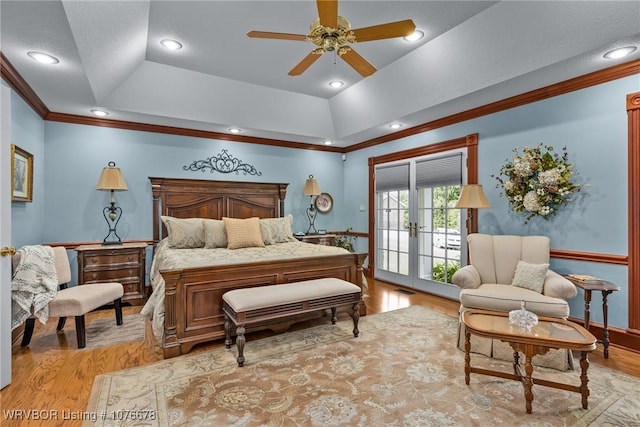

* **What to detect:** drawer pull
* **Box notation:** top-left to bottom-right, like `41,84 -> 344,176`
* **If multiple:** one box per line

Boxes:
92,273 -> 97,279
128,256 -> 133,261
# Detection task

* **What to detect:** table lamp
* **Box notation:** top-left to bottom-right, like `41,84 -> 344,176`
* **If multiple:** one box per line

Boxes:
303,174 -> 321,234
96,161 -> 128,245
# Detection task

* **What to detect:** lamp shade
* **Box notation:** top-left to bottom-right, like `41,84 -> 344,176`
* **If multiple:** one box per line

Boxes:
96,161 -> 128,191
454,184 -> 491,209
303,175 -> 320,196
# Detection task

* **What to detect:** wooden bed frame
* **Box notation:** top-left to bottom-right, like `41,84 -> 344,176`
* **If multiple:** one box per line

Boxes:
150,177 -> 368,358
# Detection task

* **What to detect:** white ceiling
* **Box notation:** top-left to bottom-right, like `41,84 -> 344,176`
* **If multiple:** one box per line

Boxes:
1,1 -> 639,148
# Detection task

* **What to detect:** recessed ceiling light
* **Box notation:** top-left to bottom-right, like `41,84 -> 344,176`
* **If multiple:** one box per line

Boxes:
27,51 -> 59,64
403,30 -> 424,42
160,39 -> 183,50
329,80 -> 344,88
91,109 -> 109,117
603,46 -> 637,59
228,128 -> 241,134
323,140 -> 333,145
389,123 -> 402,129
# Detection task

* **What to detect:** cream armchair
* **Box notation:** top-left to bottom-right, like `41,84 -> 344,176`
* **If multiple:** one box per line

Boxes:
452,233 -> 578,370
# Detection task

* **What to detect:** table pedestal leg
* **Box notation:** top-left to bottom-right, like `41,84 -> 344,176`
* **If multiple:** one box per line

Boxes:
524,352 -> 534,414
464,329 -> 471,385
602,291 -> 612,359
580,351 -> 590,409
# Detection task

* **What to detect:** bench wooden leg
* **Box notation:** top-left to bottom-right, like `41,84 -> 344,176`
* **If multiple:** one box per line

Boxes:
236,325 -> 246,367
330,307 -> 337,324
351,302 -> 360,337
224,313 -> 232,349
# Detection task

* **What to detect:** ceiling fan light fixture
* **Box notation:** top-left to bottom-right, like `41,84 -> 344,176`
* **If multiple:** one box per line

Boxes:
27,51 -> 59,64
403,30 -> 424,42
160,39 -> 183,50
329,80 -> 344,88
603,46 -> 637,59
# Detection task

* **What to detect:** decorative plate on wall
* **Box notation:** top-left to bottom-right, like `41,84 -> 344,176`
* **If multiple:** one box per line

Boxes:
315,193 -> 333,213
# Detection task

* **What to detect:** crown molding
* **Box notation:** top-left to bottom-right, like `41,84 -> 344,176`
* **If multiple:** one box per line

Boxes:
347,59 -> 640,152
0,51 -> 49,119
2,51 -> 638,153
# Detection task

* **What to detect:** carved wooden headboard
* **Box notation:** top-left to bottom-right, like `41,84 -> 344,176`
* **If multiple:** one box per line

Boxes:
149,177 -> 289,245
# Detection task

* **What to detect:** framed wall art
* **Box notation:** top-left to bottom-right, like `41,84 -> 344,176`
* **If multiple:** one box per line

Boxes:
315,192 -> 333,213
11,144 -> 33,202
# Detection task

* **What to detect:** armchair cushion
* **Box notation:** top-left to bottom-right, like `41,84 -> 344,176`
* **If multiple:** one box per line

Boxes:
460,284 -> 570,318
511,260 -> 548,293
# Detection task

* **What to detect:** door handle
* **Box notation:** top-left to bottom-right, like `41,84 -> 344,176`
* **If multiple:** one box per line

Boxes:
0,246 -> 16,257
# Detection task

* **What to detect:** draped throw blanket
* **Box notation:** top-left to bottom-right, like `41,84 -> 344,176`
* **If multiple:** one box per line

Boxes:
11,245 -> 57,330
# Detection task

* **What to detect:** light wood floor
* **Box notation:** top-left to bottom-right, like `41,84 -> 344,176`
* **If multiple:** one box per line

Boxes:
2,279 -> 639,426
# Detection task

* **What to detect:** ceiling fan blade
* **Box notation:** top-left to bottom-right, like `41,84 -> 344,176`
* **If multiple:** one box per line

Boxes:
247,31 -> 308,41
289,49 -> 324,76
338,47 -> 376,77
351,19 -> 416,42
317,0 -> 338,28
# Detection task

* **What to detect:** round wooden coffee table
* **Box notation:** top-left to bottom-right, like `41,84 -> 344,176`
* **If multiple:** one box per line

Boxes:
461,309 -> 597,414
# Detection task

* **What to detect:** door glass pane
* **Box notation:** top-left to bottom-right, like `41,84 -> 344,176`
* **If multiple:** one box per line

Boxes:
417,185 -> 462,283
376,188 -> 409,276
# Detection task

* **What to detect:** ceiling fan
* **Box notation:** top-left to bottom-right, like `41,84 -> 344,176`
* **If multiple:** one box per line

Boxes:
247,0 -> 416,77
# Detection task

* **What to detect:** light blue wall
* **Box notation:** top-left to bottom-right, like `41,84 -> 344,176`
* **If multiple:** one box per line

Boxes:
9,74 -> 638,330
42,123 -> 346,243
343,75 -> 639,329
8,86 -> 45,249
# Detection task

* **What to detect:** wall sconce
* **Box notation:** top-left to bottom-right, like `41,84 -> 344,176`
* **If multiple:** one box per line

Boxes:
96,161 -> 128,245
454,184 -> 491,234
303,174 -> 321,234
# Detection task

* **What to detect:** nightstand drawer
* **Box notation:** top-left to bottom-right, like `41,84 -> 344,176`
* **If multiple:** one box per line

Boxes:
84,251 -> 140,267
83,268 -> 141,283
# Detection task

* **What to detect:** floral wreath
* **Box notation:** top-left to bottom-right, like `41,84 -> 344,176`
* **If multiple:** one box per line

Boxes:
493,144 -> 581,222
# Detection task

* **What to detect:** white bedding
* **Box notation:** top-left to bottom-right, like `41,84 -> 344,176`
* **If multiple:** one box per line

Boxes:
141,239 -> 365,339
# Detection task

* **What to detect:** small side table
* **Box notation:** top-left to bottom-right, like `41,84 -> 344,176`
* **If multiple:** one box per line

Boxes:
566,276 -> 620,358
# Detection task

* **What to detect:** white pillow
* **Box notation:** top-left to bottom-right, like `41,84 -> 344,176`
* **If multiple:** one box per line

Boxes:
161,216 -> 204,249
511,260 -> 549,294
259,215 -> 297,245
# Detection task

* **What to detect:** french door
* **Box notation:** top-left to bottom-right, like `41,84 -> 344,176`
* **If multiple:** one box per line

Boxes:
374,152 -> 464,299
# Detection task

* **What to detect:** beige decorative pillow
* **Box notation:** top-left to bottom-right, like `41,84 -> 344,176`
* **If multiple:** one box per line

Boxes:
161,216 -> 204,249
223,217 -> 265,249
203,219 -> 228,248
511,260 -> 549,293
259,215 -> 297,245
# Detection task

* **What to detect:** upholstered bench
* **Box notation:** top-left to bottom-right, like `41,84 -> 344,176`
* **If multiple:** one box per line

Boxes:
222,278 -> 361,367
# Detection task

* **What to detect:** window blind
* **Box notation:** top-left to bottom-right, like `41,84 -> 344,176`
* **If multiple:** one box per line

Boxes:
415,153 -> 462,189
375,162 -> 410,192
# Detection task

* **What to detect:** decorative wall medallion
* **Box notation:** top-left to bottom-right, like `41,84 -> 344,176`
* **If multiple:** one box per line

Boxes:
183,149 -> 262,176
315,193 -> 333,213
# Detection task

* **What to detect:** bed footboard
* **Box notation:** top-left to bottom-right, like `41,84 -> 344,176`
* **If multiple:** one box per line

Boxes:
160,253 -> 367,358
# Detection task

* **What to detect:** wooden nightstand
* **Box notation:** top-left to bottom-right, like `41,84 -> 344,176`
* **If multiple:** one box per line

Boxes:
75,242 -> 147,306
295,234 -> 336,246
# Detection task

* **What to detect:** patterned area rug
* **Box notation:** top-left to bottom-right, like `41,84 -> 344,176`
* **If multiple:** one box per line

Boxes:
82,314 -> 145,350
85,306 -> 639,426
